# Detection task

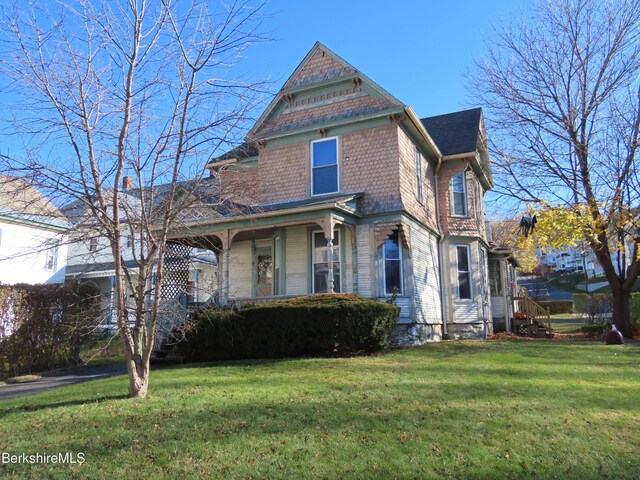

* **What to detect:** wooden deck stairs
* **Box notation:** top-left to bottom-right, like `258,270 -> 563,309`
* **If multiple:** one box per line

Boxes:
512,289 -> 554,338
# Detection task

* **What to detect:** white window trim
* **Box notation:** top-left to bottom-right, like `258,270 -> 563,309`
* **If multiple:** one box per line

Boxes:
451,172 -> 468,217
383,233 -> 403,296
273,234 -> 281,295
311,229 -> 341,293
455,244 -> 473,300
415,148 -> 423,204
45,241 -> 59,272
310,136 -> 340,197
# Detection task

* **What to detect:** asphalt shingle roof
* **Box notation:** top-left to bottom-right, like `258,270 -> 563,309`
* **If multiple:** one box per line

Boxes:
212,143 -> 259,163
420,107 -> 482,156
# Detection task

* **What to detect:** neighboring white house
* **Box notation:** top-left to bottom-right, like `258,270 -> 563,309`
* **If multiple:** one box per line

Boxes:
0,175 -> 68,285
64,177 -> 218,329
537,245 -> 605,278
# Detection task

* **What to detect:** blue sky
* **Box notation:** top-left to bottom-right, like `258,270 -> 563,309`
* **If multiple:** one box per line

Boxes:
245,0 -> 528,119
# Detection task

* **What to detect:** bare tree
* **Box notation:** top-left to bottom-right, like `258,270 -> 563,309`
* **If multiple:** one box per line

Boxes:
0,0 -> 268,397
473,0 -> 640,337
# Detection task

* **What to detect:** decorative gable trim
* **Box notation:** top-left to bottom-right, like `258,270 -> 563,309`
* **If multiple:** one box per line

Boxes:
246,42 -> 405,142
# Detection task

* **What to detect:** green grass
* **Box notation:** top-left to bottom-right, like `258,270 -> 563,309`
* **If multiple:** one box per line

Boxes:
549,313 -> 584,333
1,341 -> 639,479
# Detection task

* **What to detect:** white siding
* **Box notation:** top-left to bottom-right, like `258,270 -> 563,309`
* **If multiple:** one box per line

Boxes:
285,226 -> 308,295
395,296 -> 412,323
491,295 -> 505,318
228,240 -> 252,297
356,224 -> 372,297
410,225 -> 442,326
0,219 -> 67,285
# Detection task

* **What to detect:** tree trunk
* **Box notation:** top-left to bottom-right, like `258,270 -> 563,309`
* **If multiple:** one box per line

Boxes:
611,289 -> 632,338
127,356 -> 150,398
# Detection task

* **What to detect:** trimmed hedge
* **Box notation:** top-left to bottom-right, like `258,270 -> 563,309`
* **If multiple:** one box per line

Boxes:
536,300 -> 573,315
178,294 -> 400,362
580,323 -> 610,337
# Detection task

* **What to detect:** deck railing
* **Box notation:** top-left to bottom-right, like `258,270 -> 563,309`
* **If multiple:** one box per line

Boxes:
512,290 -> 552,333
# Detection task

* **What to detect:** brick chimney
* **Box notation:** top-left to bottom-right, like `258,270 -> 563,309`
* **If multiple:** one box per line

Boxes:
123,176 -> 134,190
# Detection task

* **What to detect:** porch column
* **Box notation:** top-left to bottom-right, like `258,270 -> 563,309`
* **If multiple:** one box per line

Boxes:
319,214 -> 337,294
326,233 -> 335,294
215,230 -> 232,307
223,247 -> 230,304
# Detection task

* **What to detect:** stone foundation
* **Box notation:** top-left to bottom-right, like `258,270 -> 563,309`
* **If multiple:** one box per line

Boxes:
446,322 -> 492,340
391,323 -> 443,346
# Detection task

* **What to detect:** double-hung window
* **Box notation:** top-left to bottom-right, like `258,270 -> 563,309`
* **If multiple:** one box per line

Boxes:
312,230 -> 340,293
273,235 -> 281,295
45,241 -> 59,271
415,148 -> 423,203
311,137 -> 339,196
383,232 -> 402,295
456,245 -> 472,299
451,172 -> 468,216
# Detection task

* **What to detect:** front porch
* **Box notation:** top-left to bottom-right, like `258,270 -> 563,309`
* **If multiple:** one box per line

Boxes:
163,194 -> 443,345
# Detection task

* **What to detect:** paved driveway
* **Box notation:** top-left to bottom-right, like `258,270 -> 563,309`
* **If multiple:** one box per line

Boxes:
518,276 -> 574,301
0,363 -> 127,401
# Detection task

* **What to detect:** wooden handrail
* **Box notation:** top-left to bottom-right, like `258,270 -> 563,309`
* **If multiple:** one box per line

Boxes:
513,294 -> 551,332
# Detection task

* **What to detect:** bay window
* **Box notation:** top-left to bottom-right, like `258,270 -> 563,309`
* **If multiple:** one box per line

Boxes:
456,245 -> 472,299
383,232 -> 402,295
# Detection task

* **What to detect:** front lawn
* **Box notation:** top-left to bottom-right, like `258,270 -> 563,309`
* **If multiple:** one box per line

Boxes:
550,313 -> 585,334
1,341 -> 638,479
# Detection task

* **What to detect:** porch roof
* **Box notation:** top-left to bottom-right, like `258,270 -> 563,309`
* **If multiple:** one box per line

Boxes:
257,192 -> 363,213
170,192 -> 363,236
489,243 -> 521,267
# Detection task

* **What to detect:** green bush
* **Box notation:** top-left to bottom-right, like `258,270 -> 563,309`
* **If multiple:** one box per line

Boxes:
178,294 -> 400,362
537,300 -> 573,315
580,323 -> 610,337
0,281 -> 101,378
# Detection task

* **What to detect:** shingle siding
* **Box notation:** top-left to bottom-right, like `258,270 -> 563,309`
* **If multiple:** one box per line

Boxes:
397,127 -> 438,232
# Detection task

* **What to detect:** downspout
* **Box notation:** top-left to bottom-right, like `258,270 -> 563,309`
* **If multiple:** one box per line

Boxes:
405,106 -> 450,340
434,157 -> 449,339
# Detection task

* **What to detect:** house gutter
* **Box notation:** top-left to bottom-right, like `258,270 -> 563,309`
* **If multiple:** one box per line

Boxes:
404,107 -> 441,160
443,151 -> 492,190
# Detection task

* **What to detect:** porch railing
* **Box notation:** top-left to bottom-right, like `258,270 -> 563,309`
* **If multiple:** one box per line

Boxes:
512,288 -> 551,334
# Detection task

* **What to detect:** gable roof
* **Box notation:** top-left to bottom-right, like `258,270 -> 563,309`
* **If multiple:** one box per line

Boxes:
420,108 -> 482,156
213,142 -> 259,163
0,175 -> 67,229
246,42 -> 405,141
0,174 -> 61,217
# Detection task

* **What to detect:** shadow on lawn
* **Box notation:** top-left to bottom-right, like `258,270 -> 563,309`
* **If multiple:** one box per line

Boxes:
0,394 -> 129,414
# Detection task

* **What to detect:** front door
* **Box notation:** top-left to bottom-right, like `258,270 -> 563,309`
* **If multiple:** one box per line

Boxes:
254,247 -> 273,297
